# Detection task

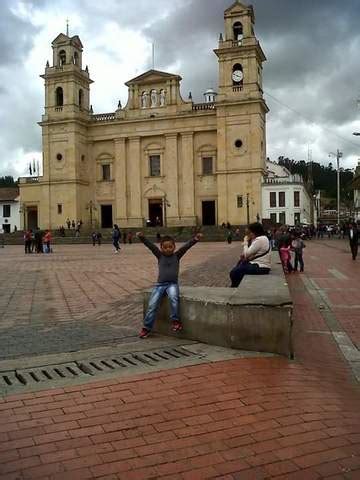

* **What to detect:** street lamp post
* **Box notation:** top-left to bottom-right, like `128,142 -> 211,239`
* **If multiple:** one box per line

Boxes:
246,193 -> 250,225
329,150 -> 343,227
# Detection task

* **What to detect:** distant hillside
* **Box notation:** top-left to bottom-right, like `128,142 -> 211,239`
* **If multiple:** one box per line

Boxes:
277,157 -> 354,205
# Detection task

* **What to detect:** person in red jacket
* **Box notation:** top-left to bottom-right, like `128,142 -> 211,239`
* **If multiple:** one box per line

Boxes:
43,230 -> 52,253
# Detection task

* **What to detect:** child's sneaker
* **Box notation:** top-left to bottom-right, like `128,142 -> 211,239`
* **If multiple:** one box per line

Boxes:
139,328 -> 150,339
172,321 -> 183,333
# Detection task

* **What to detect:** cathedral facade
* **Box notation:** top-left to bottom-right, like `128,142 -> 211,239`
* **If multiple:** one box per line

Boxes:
19,1 -> 268,230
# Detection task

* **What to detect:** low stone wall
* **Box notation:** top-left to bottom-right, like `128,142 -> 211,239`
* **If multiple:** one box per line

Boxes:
143,272 -> 293,358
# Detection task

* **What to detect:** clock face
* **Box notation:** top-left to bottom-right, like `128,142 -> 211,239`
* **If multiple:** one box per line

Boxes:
232,70 -> 243,83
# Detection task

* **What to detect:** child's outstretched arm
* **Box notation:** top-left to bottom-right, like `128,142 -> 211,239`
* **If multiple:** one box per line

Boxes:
176,233 -> 203,259
136,232 -> 161,258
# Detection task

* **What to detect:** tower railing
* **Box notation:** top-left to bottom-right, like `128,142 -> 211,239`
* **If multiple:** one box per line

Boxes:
91,113 -> 116,122
192,103 -> 216,111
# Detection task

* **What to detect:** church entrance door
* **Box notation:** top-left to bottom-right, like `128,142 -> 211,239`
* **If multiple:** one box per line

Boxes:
101,205 -> 113,228
27,207 -> 38,230
148,199 -> 163,227
202,201 -> 216,226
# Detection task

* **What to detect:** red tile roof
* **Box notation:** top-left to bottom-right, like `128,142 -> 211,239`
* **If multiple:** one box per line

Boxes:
0,187 -> 19,202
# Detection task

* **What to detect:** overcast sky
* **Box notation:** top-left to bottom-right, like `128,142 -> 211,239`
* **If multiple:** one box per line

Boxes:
1,0 -> 360,179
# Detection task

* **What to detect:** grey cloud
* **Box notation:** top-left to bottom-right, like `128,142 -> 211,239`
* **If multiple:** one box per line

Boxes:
0,0 -> 359,176
0,0 -> 40,66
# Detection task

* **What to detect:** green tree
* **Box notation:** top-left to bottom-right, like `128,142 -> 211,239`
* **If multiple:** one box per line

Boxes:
277,157 -> 354,203
0,176 -> 17,187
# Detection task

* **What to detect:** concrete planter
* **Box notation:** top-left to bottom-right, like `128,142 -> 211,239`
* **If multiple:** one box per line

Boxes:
143,275 -> 293,358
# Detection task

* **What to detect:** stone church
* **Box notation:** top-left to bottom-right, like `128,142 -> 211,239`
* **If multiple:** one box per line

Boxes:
19,1 -> 268,230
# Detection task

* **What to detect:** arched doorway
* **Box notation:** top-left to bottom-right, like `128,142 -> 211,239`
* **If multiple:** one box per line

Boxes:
148,199 -> 163,226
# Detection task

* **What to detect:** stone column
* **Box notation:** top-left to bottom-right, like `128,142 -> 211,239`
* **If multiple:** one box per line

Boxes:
128,136 -> 143,226
165,133 -> 179,225
180,132 -> 196,225
114,138 -> 127,226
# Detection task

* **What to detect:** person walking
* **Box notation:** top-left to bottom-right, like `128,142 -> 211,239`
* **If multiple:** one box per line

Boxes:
112,224 -> 121,253
292,232 -> 305,272
348,222 -> 359,260
91,231 -> 97,246
227,229 -> 233,244
280,239 -> 293,274
43,230 -> 52,253
34,227 -> 43,253
0,227 -> 4,248
24,229 -> 32,254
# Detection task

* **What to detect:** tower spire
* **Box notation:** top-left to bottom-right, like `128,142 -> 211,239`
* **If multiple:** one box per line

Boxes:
66,18 -> 70,36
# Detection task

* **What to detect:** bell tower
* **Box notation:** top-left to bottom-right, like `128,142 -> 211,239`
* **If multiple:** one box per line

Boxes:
215,1 -> 265,102
215,1 -> 268,226
39,32 -> 93,230
41,33 -> 92,119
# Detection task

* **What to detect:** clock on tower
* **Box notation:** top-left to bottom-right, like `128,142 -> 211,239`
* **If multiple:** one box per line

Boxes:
213,1 -> 268,227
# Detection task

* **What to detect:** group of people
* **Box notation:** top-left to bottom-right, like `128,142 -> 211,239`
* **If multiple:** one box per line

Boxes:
137,219 -> 359,339
91,227 -> 135,248
277,231 -> 306,274
56,219 -> 83,237
24,228 -> 52,254
17,214 -> 359,341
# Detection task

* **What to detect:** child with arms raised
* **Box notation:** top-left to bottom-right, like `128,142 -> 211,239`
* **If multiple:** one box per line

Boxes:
137,232 -> 203,338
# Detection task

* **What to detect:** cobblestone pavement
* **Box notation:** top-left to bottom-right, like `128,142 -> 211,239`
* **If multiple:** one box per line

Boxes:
0,239 -> 360,479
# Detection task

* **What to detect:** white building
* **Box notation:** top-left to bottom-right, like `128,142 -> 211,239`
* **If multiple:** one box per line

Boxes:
0,188 -> 20,233
262,160 -> 314,226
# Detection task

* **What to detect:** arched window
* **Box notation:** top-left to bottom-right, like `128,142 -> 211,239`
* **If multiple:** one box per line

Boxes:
79,89 -> 83,108
232,63 -> 243,86
74,52 -> 79,65
59,50 -> 66,66
233,22 -> 243,44
55,87 -> 64,106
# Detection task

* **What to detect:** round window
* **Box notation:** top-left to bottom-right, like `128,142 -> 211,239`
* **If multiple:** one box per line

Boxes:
235,139 -> 243,148
56,153 -> 63,161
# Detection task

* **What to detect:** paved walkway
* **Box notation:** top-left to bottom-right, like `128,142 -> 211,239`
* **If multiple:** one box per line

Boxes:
0,239 -> 359,479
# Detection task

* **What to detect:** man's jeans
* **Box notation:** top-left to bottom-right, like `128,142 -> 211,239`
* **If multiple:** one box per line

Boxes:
144,282 -> 179,330
230,262 -> 270,288
294,252 -> 304,271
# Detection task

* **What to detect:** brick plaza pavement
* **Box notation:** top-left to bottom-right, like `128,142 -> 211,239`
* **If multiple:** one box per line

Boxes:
0,239 -> 359,479
0,242 -> 233,359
